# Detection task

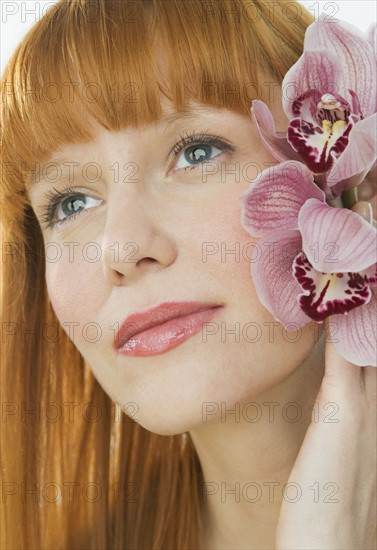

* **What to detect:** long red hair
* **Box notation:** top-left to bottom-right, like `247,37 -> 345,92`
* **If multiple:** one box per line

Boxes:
1,1 -> 313,547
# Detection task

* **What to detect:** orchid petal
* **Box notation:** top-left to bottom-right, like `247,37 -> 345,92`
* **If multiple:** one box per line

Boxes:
240,161 -> 325,237
282,50 -> 340,119
293,252 -> 372,322
304,17 -> 377,117
331,287 -> 377,366
251,231 -> 312,328
285,89 -> 320,127
360,263 -> 377,287
366,22 -> 377,58
348,89 -> 364,118
312,173 -> 338,201
328,114 -> 377,193
250,100 -> 301,163
298,199 -> 377,273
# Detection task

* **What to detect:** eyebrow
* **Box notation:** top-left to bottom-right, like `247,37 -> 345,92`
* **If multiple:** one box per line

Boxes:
27,106 -> 218,188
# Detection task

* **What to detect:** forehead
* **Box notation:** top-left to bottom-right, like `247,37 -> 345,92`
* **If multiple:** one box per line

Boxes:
26,100 -> 232,189
149,99 -> 224,129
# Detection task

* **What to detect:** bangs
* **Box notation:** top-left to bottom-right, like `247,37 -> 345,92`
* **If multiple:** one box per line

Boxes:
1,0 -> 309,188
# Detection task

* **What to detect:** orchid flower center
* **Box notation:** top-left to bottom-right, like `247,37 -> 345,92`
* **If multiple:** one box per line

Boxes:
293,253 -> 372,322
314,94 -> 352,150
318,94 -> 345,111
316,93 -> 349,127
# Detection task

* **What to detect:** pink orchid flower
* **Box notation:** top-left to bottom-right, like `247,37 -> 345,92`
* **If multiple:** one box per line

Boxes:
252,16 -> 377,200
240,161 -> 377,367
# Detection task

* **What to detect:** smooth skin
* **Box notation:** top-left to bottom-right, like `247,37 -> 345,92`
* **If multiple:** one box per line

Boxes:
275,172 -> 377,549
275,321 -> 377,550
28,90 -> 376,549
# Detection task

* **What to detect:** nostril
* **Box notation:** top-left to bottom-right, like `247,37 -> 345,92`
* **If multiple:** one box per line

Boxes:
113,269 -> 125,282
137,257 -> 157,266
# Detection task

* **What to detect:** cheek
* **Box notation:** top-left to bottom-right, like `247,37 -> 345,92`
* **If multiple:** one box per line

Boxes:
45,245 -> 107,326
196,183 -> 317,362
197,181 -> 260,287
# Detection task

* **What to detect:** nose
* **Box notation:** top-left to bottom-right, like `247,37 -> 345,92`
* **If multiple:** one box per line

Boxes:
101,191 -> 177,286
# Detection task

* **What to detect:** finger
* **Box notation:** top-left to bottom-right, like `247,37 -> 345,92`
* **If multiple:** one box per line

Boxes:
359,165 -> 377,199
323,318 -> 361,393
368,194 -> 377,220
357,165 -> 377,219
351,200 -> 373,223
325,315 -> 376,396
357,181 -> 375,201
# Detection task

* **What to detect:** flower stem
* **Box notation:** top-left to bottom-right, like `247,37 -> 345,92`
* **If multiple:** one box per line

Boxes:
341,187 -> 358,209
327,196 -> 344,208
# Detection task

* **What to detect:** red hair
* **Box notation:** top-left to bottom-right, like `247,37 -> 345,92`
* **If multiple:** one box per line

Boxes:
1,1 -> 313,547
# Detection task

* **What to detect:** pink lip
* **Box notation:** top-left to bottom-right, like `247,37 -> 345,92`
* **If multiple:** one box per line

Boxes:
114,301 -> 223,356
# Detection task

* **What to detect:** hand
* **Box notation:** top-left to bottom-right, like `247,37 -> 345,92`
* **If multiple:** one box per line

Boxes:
275,319 -> 377,549
351,165 -> 377,227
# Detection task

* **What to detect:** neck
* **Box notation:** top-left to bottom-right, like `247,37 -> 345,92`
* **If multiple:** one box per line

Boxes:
189,332 -> 326,549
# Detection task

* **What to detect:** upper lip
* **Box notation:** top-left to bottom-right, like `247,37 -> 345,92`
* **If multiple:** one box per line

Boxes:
114,301 -> 222,349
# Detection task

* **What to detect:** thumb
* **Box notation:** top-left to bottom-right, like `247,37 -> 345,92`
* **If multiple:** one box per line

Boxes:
322,317 -> 361,392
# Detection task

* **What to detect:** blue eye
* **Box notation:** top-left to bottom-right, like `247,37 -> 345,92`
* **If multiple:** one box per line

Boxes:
56,195 -> 101,222
171,131 -> 235,172
39,186 -> 102,229
39,132 -> 235,229
175,143 -> 223,171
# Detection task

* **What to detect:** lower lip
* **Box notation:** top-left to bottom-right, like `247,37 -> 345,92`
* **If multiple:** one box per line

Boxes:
117,307 -> 223,356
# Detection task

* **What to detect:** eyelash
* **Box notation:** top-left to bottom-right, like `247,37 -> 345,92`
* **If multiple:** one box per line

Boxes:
39,130 -> 233,229
39,185 -> 90,229
170,129 -> 232,170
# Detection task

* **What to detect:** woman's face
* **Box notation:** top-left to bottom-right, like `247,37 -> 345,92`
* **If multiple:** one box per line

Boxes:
29,97 -> 320,435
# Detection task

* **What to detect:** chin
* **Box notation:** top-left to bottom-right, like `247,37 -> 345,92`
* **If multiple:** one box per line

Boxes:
128,401 -> 206,437
134,416 -> 193,437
